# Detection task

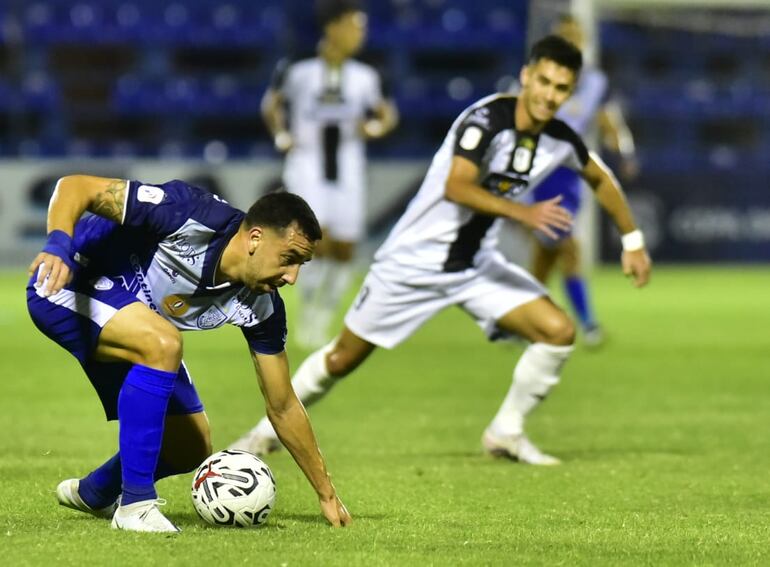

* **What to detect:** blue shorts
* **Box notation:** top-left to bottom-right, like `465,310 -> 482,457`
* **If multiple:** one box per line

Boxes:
531,167 -> 583,245
26,274 -> 204,421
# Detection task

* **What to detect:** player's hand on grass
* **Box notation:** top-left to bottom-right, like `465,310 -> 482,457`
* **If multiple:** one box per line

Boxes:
622,248 -> 651,288
319,493 -> 351,527
524,196 -> 573,240
28,254 -> 73,297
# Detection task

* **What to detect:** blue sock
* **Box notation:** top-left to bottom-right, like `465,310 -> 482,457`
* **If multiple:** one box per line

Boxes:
78,454 -> 186,509
564,276 -> 596,329
79,453 -> 122,509
117,364 -> 177,505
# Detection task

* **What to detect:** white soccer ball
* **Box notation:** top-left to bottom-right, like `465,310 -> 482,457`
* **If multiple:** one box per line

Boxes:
191,449 -> 276,527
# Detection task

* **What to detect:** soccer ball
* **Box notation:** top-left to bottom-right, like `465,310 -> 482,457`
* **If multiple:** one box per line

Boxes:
191,449 -> 276,527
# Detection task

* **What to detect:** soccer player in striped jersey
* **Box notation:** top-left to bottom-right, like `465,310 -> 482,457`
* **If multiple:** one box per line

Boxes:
232,35 -> 651,465
525,15 -> 638,347
261,0 -> 398,348
27,177 -> 350,531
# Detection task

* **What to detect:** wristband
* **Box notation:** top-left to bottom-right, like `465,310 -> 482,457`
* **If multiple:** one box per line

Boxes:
364,120 -> 384,137
42,230 -> 77,272
274,130 -> 292,152
621,229 -> 645,251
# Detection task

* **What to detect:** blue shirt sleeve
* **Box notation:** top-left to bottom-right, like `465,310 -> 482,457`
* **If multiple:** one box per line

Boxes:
122,179 -> 218,238
241,292 -> 287,355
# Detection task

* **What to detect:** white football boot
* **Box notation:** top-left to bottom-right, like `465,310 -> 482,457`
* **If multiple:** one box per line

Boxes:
228,429 -> 282,456
482,429 -> 561,466
56,479 -> 118,519
111,499 -> 180,533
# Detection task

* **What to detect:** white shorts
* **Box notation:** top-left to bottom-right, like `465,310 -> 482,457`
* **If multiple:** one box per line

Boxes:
344,251 -> 547,349
284,157 -> 365,242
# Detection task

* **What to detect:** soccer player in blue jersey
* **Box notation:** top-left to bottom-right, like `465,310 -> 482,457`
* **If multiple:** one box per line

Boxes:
527,15 -> 638,347
27,175 -> 351,532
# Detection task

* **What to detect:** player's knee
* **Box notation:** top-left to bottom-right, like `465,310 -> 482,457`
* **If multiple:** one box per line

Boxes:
138,321 -> 183,370
325,348 -> 357,378
541,313 -> 576,346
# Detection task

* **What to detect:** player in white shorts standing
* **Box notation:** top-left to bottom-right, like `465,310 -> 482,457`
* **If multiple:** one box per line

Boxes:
232,35 -> 651,464
261,0 -> 398,348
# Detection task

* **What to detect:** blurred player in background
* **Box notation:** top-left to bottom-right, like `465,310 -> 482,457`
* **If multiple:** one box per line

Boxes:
521,15 -> 638,347
231,36 -> 651,465
262,0 -> 398,348
27,176 -> 350,532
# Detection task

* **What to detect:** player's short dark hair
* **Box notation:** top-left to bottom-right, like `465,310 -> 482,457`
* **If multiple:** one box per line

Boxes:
244,192 -> 322,242
317,0 -> 362,28
529,34 -> 583,73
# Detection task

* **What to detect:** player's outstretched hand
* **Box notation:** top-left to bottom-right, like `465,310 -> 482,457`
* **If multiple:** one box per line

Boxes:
319,494 -> 351,527
28,254 -> 72,297
524,196 -> 573,240
621,248 -> 651,288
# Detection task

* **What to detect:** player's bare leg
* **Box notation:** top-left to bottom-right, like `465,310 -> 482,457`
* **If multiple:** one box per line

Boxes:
298,235 -> 357,349
482,296 -> 575,465
230,327 -> 376,454
91,303 -> 183,532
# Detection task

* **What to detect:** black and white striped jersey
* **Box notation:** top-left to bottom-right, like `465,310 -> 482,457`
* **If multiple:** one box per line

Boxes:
374,93 -> 590,273
273,57 -> 385,190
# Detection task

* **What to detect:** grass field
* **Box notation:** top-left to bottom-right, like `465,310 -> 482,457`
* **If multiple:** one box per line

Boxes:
2,266 -> 770,566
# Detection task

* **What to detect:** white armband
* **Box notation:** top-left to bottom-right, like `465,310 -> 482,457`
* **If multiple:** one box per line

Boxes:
621,229 -> 645,251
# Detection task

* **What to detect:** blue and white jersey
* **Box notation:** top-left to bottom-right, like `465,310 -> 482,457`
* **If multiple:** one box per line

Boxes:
71,180 -> 286,355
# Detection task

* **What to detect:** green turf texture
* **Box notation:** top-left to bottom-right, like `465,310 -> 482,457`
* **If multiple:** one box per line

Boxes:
1,267 -> 769,566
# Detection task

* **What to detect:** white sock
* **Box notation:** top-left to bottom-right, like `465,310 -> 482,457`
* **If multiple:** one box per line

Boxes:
298,257 -> 330,305
251,341 -> 337,441
323,260 -> 354,306
490,342 -> 574,436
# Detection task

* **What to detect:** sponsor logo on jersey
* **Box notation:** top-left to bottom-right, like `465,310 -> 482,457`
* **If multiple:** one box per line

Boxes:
160,264 -> 180,284
197,305 -> 227,329
120,254 -> 158,312
91,276 -> 114,291
168,233 -> 198,266
137,185 -> 165,204
162,294 -> 190,317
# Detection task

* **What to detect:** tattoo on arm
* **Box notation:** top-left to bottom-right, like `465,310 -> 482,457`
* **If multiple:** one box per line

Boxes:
89,179 -> 127,223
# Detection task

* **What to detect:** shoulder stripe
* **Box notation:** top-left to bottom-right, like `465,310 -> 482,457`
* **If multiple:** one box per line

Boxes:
543,119 -> 589,166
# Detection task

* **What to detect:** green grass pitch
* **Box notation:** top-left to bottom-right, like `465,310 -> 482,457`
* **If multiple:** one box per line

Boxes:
1,267 -> 769,565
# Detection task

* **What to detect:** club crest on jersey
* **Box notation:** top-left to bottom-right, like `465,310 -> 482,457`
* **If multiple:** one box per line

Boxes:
197,305 -> 227,329
162,294 -> 190,317
512,135 -> 536,174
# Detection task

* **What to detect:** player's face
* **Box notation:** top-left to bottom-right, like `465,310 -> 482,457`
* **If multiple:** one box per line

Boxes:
519,58 -> 577,123
245,223 -> 316,294
327,11 -> 367,57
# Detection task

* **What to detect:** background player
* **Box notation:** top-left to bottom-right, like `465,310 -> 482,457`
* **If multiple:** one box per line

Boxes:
523,14 -> 638,346
262,0 -> 399,348
27,176 -> 350,532
231,36 -> 651,464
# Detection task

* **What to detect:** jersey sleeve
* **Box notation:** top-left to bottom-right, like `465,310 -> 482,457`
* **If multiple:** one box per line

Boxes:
544,119 -> 590,171
241,292 -> 287,355
122,179 -> 205,237
453,98 -> 511,167
269,58 -> 292,93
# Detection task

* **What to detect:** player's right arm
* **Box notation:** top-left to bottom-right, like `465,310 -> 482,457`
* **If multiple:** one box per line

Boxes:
250,349 -> 351,527
261,59 -> 293,153
445,156 -> 573,239
28,175 -> 127,295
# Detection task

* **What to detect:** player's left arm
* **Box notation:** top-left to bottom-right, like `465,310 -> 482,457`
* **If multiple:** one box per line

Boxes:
250,349 -> 351,527
28,175 -> 128,296
598,100 -> 638,180
581,153 -> 651,287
